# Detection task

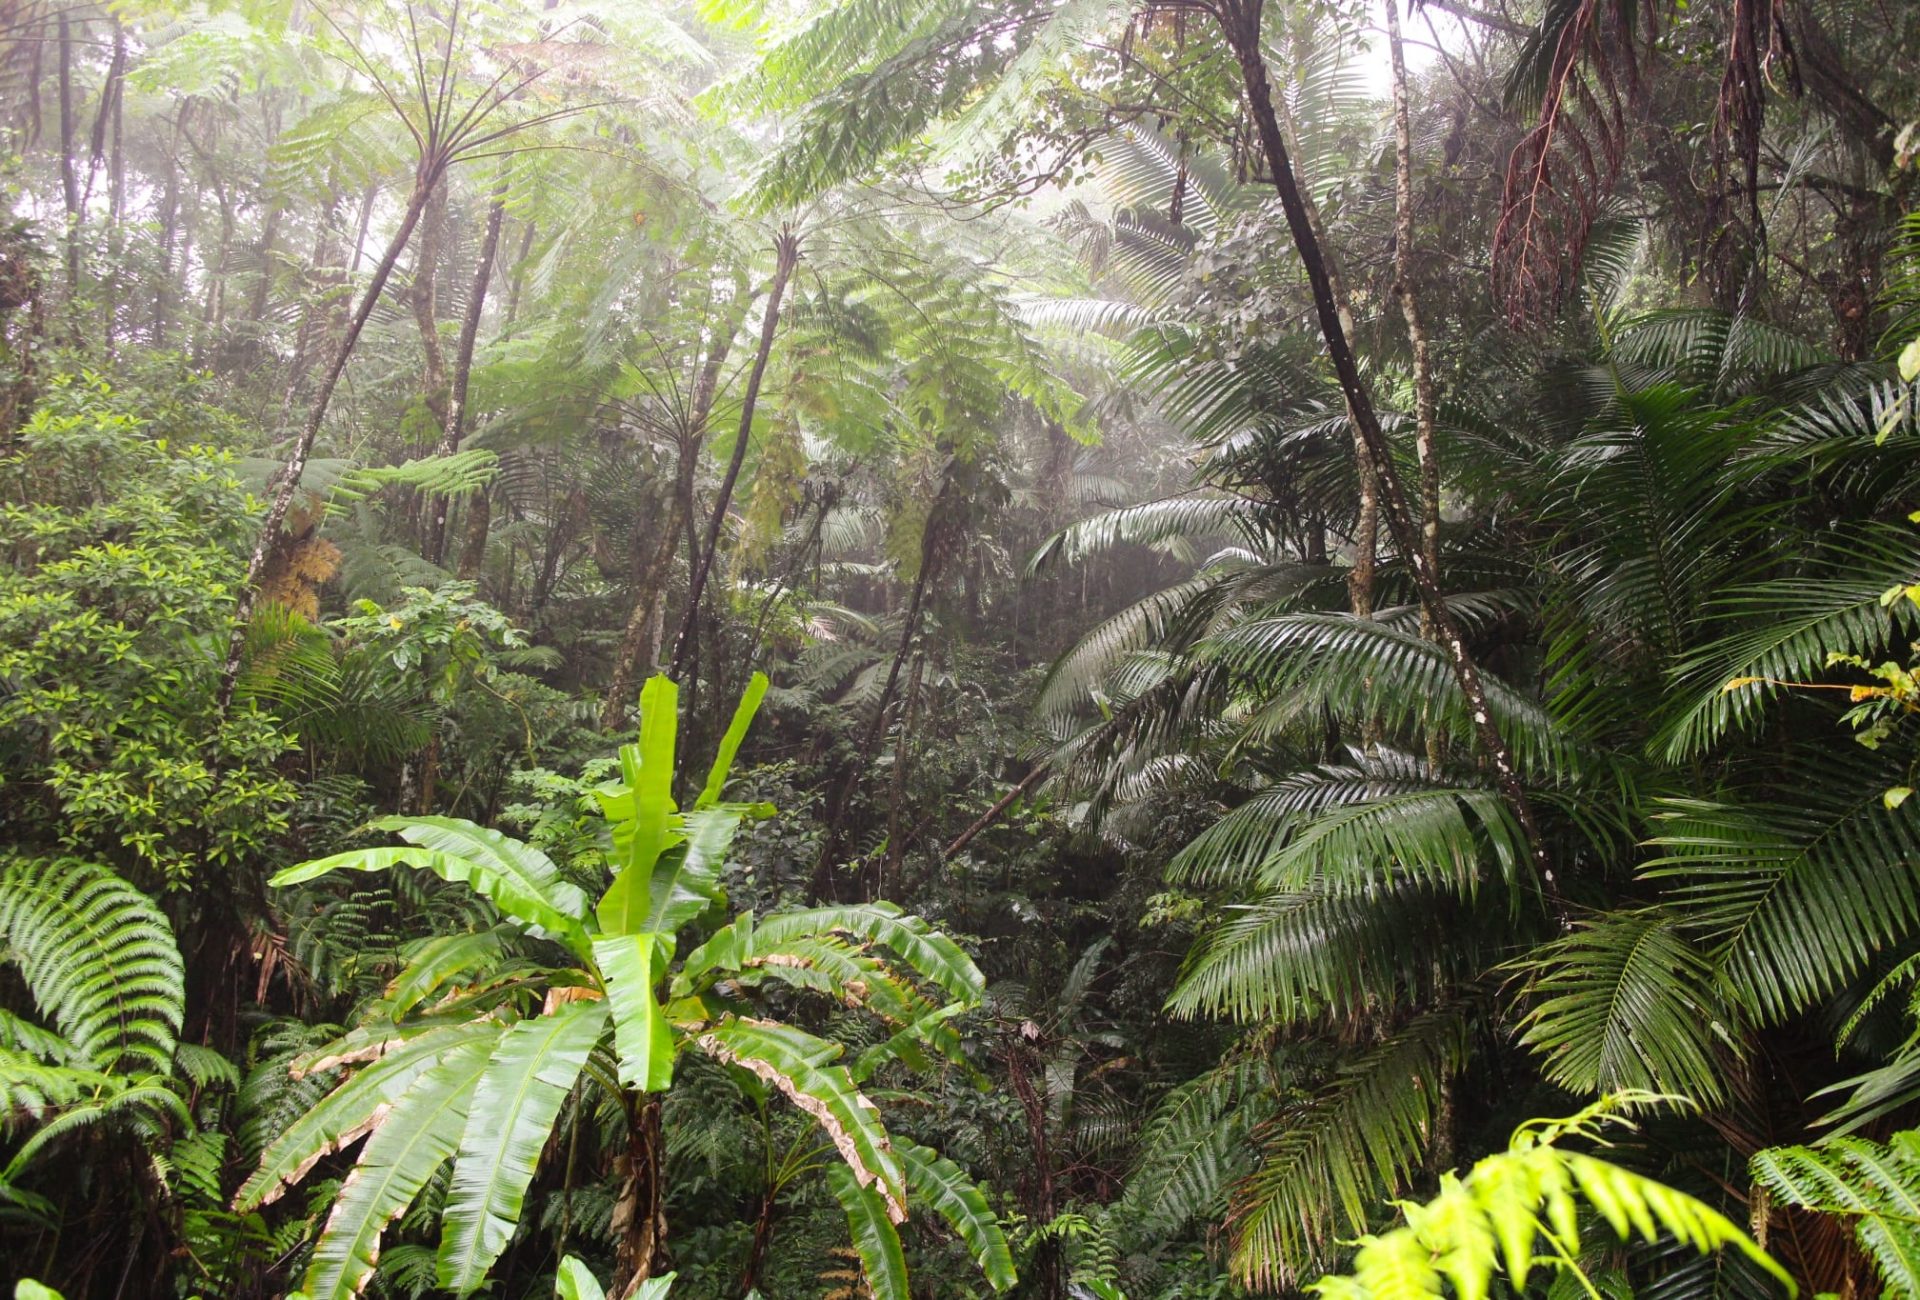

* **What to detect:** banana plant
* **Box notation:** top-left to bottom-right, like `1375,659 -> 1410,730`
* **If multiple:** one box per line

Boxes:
237,673 -> 1016,1300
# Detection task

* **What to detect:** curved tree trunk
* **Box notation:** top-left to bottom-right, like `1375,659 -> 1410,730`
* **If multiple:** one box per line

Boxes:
670,230 -> 801,679
599,289 -> 752,728
217,161 -> 446,712
1213,0 -> 1556,897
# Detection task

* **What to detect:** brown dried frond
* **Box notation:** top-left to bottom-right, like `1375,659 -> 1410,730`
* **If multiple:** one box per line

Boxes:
1491,0 -> 1654,326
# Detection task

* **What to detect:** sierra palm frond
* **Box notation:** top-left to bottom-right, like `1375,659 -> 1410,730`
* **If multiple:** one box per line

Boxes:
1228,1007 -> 1473,1288
1647,777 -> 1920,1024
1513,908 -> 1737,1106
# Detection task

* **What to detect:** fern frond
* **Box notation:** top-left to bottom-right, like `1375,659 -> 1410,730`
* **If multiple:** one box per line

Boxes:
0,858 -> 185,1076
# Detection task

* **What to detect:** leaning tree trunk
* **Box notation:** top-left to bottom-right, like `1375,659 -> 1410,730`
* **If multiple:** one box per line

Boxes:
426,171 -> 508,565
217,161 -> 446,711
811,468 -> 955,896
670,230 -> 801,679
1212,0 -> 1556,894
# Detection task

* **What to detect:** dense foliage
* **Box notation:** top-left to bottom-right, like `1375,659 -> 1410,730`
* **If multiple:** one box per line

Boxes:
2,0 -> 1918,1297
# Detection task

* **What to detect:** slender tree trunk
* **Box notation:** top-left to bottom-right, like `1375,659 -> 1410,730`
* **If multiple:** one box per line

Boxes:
78,19 -> 125,331
880,651 -> 925,888
103,37 -> 126,354
670,230 -> 800,678
217,163 -> 445,711
1214,0 -> 1555,892
600,298 -> 747,728
57,11 -> 78,297
1386,0 -> 1441,628
247,204 -> 282,325
197,180 -> 233,363
812,469 -> 953,895
349,180 -> 379,274
410,176 -> 450,430
153,105 -> 187,344
944,764 -> 1048,859
23,19 -> 41,151
283,180 -> 346,416
503,220 -> 537,325
1349,429 -> 1378,619
1386,0 -> 1449,773
427,170 -> 508,565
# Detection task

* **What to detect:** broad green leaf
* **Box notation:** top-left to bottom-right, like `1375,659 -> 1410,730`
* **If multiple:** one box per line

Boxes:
437,1001 -> 608,1293
595,934 -> 676,1092
898,1139 -> 1016,1291
697,1017 -> 904,1218
377,818 -> 591,918
697,671 -> 768,808
274,840 -> 591,960
555,1257 -> 674,1300
301,1037 -> 493,1300
827,1161 -> 909,1300
237,1022 -> 502,1211
598,676 -> 681,935
554,1257 -> 605,1300
640,807 -> 747,943
386,929 -> 508,1018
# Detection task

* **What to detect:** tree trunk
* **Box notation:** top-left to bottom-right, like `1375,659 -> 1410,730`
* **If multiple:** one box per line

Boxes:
611,1097 -> 667,1296
880,650 -> 925,889
410,176 -> 451,432
812,469 -> 953,895
1386,0 -> 1441,631
57,11 -> 78,297
458,488 -> 493,581
1386,0 -> 1449,773
153,104 -> 188,344
427,171 -> 508,565
670,230 -> 801,678
217,163 -> 445,711
599,286 -> 753,726
103,33 -> 126,354
1214,0 -> 1555,894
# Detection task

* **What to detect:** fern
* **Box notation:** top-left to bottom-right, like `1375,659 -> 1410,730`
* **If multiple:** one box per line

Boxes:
1314,1095 -> 1792,1300
1752,1130 -> 1920,1297
0,857 -> 185,1076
